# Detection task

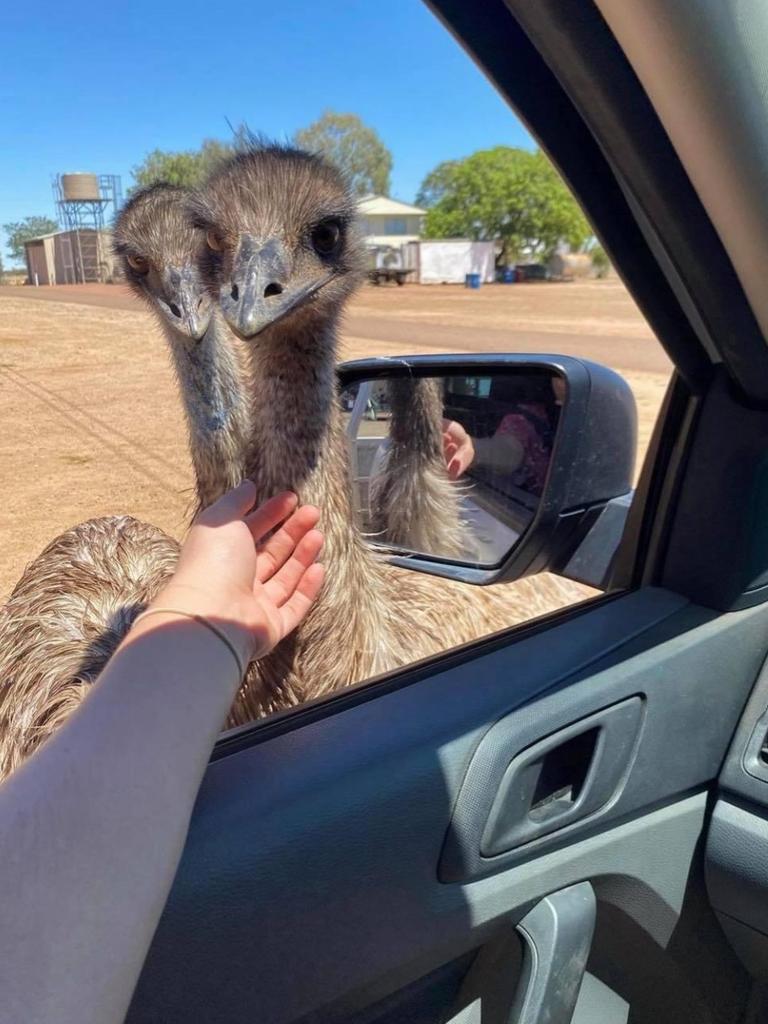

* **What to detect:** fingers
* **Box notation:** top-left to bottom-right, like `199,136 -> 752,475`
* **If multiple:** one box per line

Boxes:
254,505 -> 321,583
196,480 -> 258,527
262,528 -> 324,607
244,491 -> 299,542
277,563 -> 326,637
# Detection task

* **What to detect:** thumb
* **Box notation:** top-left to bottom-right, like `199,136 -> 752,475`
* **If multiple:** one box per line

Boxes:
197,480 -> 257,527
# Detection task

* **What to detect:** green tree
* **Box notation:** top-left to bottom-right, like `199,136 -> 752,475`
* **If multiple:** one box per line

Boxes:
131,137 -> 236,191
2,216 -> 60,263
294,112 -> 392,196
589,244 -> 611,278
416,147 -> 591,263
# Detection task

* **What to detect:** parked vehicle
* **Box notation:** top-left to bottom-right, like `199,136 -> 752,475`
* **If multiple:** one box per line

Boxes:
515,263 -> 549,282
367,267 -> 414,286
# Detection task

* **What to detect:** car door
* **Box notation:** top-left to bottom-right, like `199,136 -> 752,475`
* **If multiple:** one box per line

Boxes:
125,3 -> 768,1022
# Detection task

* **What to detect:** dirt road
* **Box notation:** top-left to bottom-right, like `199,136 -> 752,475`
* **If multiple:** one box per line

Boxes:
1,279 -> 671,373
0,279 -> 669,598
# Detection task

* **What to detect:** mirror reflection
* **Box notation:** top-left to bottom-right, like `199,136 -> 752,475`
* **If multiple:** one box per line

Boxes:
341,370 -> 564,565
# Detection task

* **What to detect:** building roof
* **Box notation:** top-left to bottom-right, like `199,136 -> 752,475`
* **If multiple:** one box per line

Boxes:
366,234 -> 423,248
357,195 -> 426,217
24,227 -> 107,244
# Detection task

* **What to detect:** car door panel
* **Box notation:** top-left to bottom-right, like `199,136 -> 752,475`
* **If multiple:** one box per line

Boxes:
126,588 -> 768,1023
706,656 -> 768,983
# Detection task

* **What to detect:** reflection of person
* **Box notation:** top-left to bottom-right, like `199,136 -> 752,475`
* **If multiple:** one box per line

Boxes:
493,416 -> 552,493
446,376 -> 563,494
491,378 -> 559,495
384,376 -> 564,489
441,418 -> 475,479
0,482 -> 324,1024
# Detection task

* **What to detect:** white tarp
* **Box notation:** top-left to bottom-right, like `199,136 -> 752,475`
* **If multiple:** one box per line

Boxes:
414,241 -> 496,284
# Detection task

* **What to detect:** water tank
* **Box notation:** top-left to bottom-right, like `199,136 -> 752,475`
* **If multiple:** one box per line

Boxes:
61,173 -> 101,201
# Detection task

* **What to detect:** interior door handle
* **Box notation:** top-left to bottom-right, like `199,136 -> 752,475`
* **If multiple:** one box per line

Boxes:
482,697 -> 643,856
511,882 -> 596,1024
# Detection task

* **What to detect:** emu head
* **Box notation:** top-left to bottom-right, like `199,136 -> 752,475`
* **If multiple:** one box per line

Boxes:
113,184 -> 212,342
189,146 -> 365,344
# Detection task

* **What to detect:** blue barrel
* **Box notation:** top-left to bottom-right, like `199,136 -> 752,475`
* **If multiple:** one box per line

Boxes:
502,268 -> 515,283
465,273 -> 481,289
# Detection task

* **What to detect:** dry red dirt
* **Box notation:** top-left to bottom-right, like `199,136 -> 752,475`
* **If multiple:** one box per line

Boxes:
0,279 -> 669,599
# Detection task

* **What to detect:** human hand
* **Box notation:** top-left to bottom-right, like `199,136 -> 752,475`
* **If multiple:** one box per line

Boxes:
441,419 -> 475,479
147,481 -> 324,670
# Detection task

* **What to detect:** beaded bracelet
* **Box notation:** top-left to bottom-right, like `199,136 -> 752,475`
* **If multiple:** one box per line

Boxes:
132,608 -> 246,680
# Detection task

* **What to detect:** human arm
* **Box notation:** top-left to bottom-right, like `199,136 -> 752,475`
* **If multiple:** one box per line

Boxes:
471,435 -> 525,471
441,418 -> 475,479
0,481 -> 323,1024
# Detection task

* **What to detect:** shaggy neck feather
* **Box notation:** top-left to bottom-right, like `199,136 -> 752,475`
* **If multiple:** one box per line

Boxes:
164,315 -> 250,511
243,315 -> 376,589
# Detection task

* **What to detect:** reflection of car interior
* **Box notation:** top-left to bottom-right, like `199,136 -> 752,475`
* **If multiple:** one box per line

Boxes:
345,373 -> 563,563
444,374 -> 561,530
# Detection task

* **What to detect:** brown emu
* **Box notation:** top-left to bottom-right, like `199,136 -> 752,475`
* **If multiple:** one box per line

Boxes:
0,160 -> 592,776
191,145 -> 593,717
0,186 -> 251,778
114,183 -> 252,514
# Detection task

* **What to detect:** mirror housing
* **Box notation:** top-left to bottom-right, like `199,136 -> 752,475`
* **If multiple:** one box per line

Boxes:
337,354 -> 637,587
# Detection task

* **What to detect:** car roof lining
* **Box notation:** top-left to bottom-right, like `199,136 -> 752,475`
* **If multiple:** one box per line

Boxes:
596,0 -> 768,379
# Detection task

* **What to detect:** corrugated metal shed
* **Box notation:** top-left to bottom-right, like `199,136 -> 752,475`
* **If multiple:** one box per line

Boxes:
23,229 -> 115,285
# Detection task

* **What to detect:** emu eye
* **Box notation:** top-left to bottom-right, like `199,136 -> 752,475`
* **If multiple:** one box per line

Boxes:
206,229 -> 225,252
126,254 -> 149,275
311,220 -> 341,256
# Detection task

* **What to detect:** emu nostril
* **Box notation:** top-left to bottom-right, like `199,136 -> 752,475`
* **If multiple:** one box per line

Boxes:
169,302 -> 181,318
196,295 -> 206,311
264,282 -> 283,298
231,283 -> 239,302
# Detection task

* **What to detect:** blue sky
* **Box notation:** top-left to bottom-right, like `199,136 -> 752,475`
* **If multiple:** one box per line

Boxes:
1,0 -> 533,258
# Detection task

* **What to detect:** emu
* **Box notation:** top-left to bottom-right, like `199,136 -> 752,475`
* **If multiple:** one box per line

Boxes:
0,185 -> 250,778
0,157 -> 591,775
191,144 -> 592,717
114,183 -> 252,513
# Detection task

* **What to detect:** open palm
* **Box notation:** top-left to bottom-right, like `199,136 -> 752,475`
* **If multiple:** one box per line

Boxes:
160,482 -> 325,668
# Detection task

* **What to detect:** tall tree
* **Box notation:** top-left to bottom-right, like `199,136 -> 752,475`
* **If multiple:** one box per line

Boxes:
417,147 -> 591,262
3,216 -> 60,263
294,112 -> 392,196
130,138 -> 237,192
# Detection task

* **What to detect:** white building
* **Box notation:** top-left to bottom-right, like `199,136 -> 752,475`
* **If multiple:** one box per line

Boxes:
357,195 -> 426,250
403,240 -> 497,285
357,196 -> 496,284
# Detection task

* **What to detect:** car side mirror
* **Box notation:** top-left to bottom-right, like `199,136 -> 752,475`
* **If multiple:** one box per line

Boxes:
337,355 -> 637,587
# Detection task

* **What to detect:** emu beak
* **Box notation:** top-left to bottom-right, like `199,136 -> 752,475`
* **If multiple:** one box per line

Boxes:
162,266 -> 211,341
221,235 -> 331,340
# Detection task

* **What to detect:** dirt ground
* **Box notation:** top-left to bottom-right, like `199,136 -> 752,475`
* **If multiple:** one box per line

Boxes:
0,279 -> 670,599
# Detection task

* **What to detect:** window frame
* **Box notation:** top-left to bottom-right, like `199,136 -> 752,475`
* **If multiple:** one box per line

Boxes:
212,0 -> 756,759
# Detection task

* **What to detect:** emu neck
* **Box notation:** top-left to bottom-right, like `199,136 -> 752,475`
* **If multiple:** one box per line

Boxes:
165,315 -> 250,513
244,317 -> 369,571
245,321 -> 343,502
242,313 -> 395,702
